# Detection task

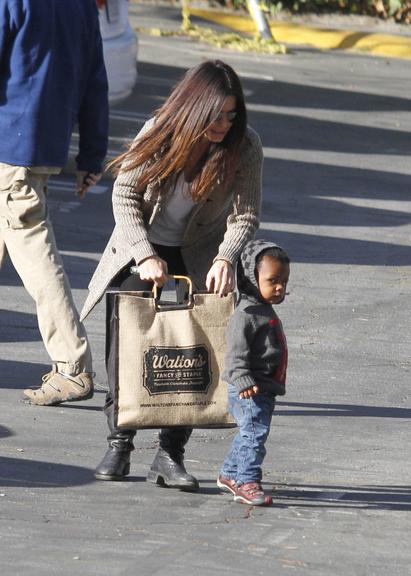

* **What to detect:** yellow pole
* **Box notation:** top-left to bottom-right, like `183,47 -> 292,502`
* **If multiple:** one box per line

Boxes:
181,0 -> 192,31
246,0 -> 274,41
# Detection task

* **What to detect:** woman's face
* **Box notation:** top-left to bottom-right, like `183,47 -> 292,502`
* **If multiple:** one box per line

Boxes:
205,95 -> 237,143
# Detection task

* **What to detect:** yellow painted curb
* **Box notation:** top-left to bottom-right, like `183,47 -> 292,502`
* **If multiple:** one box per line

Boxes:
190,7 -> 411,60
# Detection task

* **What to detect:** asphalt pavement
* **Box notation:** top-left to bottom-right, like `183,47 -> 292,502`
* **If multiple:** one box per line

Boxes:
1,4 -> 411,575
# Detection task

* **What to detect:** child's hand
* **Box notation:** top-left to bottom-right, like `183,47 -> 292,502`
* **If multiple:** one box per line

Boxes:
239,385 -> 259,399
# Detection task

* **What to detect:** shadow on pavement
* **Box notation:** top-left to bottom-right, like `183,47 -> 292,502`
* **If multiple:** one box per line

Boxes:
245,76 -> 411,114
0,456 -> 95,487
0,252 -> 101,290
134,61 -> 411,155
0,310 -> 40,343
272,483 -> 411,512
60,402 -> 105,412
258,228 -> 411,266
199,481 -> 411,511
262,159 -> 411,225
0,360 -> 49,389
0,424 -> 13,438
137,60 -> 411,114
276,401 -> 411,418
257,110 -> 411,156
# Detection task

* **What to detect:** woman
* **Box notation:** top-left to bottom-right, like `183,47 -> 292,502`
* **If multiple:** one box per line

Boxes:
81,60 -> 263,491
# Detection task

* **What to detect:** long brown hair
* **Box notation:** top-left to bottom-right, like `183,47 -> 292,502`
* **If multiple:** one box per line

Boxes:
108,60 -> 247,201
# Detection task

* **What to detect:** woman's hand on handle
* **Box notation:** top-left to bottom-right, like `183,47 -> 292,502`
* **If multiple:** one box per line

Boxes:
206,259 -> 234,297
137,256 -> 169,287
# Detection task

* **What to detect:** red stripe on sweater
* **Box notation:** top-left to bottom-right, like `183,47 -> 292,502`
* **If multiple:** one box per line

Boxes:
270,317 -> 288,384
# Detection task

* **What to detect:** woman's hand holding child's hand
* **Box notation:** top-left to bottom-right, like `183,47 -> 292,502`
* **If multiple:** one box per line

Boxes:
239,385 -> 259,399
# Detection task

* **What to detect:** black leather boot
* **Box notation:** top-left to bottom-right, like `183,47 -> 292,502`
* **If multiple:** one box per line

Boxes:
147,428 -> 199,492
94,439 -> 133,481
94,397 -> 135,481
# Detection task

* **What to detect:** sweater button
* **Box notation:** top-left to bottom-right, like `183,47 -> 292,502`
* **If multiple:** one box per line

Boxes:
111,246 -> 116,254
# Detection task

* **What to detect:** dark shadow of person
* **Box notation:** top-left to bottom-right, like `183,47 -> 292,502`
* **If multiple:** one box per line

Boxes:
0,456 -> 95,487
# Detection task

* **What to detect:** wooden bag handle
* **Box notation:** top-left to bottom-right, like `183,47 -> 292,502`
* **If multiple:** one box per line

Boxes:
152,275 -> 193,300
129,267 -> 193,299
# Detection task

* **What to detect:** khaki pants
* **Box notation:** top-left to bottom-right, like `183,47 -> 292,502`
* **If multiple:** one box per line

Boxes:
0,162 -> 92,375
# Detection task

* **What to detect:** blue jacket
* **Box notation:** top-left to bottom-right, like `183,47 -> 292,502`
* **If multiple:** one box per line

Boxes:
0,0 -> 108,172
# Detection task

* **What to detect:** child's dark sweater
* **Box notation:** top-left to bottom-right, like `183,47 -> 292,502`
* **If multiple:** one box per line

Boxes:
222,240 -> 288,396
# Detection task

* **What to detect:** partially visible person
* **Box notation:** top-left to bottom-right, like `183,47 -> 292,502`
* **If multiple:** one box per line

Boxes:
80,59 -> 263,491
218,240 -> 290,506
0,0 -> 109,404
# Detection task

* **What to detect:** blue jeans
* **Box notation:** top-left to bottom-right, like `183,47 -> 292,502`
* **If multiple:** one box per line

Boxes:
220,385 -> 276,486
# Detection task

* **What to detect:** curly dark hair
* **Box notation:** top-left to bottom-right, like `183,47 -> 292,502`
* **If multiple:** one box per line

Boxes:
255,247 -> 290,270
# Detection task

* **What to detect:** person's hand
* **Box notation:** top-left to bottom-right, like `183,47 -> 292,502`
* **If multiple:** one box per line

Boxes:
206,259 -> 234,297
137,256 -> 169,287
76,171 -> 102,198
239,385 -> 259,399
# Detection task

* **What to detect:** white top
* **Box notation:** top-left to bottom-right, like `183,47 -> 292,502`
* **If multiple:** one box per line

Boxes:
148,172 -> 195,246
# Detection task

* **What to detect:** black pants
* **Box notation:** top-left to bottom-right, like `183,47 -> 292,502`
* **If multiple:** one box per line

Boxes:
104,244 -> 193,449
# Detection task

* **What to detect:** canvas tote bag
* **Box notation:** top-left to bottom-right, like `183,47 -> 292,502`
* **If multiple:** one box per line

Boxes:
110,276 -> 236,429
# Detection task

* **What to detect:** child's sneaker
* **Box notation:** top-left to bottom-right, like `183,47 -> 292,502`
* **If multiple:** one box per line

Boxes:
217,475 -> 237,495
233,482 -> 272,506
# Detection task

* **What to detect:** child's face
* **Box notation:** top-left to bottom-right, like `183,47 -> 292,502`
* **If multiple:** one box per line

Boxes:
256,256 -> 290,305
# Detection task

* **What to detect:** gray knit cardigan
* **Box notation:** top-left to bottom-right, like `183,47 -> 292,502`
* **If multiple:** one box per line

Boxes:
80,120 -> 263,320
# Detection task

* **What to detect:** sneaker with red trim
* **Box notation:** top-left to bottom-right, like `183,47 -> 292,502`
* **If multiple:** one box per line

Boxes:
217,475 -> 237,495
234,482 -> 272,506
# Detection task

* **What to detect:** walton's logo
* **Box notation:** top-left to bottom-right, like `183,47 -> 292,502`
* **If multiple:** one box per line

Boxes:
143,345 -> 211,395
152,353 -> 207,370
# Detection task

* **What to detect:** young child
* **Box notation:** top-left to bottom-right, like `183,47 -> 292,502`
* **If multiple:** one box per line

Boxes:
218,239 -> 290,506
